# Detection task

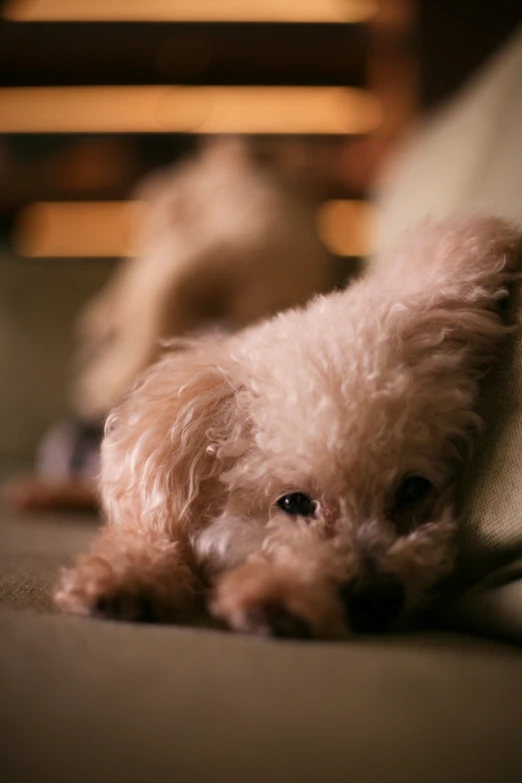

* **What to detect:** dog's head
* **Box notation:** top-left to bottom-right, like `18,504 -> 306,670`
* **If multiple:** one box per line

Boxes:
101,217 -> 520,634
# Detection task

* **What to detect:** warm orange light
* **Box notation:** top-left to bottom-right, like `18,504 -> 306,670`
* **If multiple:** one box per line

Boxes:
3,0 -> 378,23
0,86 -> 382,135
14,201 -> 145,258
316,199 -> 376,257
15,198 -> 376,259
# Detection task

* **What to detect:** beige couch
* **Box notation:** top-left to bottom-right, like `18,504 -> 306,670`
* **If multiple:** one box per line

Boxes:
1,505 -> 522,783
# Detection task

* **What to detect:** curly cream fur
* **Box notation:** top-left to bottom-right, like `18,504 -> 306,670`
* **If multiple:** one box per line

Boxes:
55,216 -> 521,638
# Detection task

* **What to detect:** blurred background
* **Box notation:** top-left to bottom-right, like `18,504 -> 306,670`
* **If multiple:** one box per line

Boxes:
0,0 -> 520,486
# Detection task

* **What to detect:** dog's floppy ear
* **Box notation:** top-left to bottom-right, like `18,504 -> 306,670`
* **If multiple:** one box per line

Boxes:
376,216 -> 521,366
100,339 -> 247,536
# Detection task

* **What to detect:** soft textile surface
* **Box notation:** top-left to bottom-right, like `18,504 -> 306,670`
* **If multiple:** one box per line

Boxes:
2,507 -> 522,783
372,25 -> 522,642
440,290 -> 522,640
374,24 -> 522,254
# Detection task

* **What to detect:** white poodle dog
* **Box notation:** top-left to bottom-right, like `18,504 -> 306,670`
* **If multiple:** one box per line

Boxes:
56,217 -> 520,638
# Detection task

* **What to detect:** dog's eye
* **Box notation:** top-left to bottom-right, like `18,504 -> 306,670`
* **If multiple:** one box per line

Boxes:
277,493 -> 316,518
394,476 -> 432,509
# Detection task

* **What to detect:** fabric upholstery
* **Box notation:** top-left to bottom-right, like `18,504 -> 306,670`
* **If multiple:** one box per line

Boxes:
373,25 -> 522,642
440,289 -> 522,640
374,24 -> 522,254
2,506 -> 522,783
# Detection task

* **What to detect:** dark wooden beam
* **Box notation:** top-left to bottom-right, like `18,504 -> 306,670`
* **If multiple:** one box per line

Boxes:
0,21 -> 368,87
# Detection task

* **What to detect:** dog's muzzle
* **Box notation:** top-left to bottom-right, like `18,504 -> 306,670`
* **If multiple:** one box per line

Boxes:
339,573 -> 405,633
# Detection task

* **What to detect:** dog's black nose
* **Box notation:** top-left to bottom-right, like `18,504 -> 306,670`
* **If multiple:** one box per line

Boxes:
339,574 -> 405,633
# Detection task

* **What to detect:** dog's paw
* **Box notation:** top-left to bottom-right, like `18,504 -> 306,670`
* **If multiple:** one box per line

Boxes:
218,594 -> 313,638
54,556 -> 143,620
55,559 -> 182,623
92,590 -> 163,623
211,561 -> 346,639
54,530 -> 201,623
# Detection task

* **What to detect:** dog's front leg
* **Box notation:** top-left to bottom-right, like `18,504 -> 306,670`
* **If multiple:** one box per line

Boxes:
211,557 -> 347,640
55,527 -> 202,623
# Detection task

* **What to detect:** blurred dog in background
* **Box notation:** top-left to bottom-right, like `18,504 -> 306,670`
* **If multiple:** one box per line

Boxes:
6,137 -> 337,511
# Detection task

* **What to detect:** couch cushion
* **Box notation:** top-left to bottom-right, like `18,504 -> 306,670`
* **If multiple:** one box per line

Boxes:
2,506 -> 522,783
3,608 -> 522,783
372,25 -> 522,642
440,288 -> 522,640
374,25 -> 522,255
